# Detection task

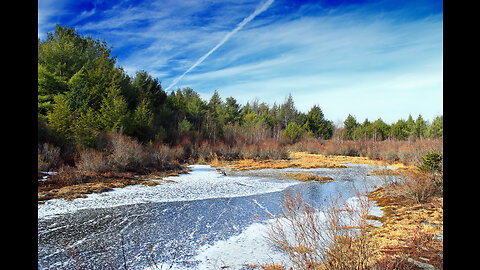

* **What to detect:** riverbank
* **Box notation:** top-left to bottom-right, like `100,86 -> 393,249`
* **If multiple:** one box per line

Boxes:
38,149 -> 442,269
37,151 -> 414,202
38,168 -> 189,202
236,151 -> 442,269
367,187 -> 443,269
209,151 -> 413,171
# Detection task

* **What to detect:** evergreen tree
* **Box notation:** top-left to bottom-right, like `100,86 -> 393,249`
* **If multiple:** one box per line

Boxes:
303,105 -> 333,139
98,86 -> 129,132
178,117 -> 193,136
47,95 -> 75,141
132,70 -> 166,110
372,118 -> 390,141
279,94 -> 297,128
405,115 -> 416,138
391,119 -> 408,140
38,24 -> 115,116
415,115 -> 427,139
283,122 -> 304,143
205,90 -> 225,144
225,97 -> 241,124
354,119 -> 372,140
73,107 -> 99,147
129,98 -> 154,141
343,114 -> 357,140
184,88 -> 207,133
426,115 -> 443,138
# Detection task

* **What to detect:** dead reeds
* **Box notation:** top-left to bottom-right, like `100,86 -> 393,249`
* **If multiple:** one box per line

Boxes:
289,138 -> 443,166
267,188 -> 377,269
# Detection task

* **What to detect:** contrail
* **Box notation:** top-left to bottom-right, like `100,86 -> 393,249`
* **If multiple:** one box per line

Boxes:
165,0 -> 275,91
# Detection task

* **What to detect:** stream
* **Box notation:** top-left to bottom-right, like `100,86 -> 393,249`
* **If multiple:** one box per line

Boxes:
38,163 -> 391,269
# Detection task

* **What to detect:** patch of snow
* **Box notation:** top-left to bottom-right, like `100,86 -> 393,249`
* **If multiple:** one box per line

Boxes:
195,221 -> 288,270
195,194 -> 384,270
40,171 -> 58,175
38,165 -> 298,220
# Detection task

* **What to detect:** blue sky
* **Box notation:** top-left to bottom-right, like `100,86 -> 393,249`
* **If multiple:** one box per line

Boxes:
38,0 -> 443,124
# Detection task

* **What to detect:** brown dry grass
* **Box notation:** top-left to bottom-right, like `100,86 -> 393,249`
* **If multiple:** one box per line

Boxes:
38,180 -> 132,200
261,264 -> 285,270
266,186 -> 443,269
38,169 -> 186,201
367,168 -> 405,176
210,151 -> 409,172
366,187 -> 443,269
279,172 -> 333,182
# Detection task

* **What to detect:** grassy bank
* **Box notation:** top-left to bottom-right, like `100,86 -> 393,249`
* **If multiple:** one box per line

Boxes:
366,186 -> 443,269
38,132 -> 443,269
263,151 -> 443,269
38,135 -> 441,201
38,169 -> 185,201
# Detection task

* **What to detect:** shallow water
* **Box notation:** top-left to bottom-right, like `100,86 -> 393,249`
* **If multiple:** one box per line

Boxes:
38,164 -> 389,269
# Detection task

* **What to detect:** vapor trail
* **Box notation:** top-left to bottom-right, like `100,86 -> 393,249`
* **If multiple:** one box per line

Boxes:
165,0 -> 275,91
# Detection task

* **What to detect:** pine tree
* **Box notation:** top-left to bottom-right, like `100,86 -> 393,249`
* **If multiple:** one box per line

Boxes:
391,119 -> 408,140
283,122 -> 304,143
426,115 -> 443,138
372,118 -> 390,141
405,115 -> 416,139
73,108 -> 99,147
129,98 -> 154,141
303,105 -> 333,139
415,115 -> 427,139
98,86 -> 128,132
47,95 -> 74,141
279,94 -> 297,128
343,114 -> 357,140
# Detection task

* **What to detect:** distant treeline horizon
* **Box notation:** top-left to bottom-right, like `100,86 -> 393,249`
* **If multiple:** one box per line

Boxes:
38,25 -> 443,152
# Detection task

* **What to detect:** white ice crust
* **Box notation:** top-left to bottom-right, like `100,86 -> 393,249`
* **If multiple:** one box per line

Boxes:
38,165 -> 298,220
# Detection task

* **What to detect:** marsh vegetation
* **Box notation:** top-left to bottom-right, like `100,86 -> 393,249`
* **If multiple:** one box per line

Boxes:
38,25 -> 443,269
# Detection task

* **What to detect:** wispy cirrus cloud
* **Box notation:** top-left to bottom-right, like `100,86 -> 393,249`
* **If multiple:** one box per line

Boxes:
176,3 -> 443,123
71,0 -> 262,79
38,0 -> 443,123
165,0 -> 275,91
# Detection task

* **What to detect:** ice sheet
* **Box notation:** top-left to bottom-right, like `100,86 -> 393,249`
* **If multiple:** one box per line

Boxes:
195,221 -> 287,269
38,165 -> 298,220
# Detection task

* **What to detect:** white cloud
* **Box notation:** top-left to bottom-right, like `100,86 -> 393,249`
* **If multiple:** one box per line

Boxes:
164,0 -> 275,90
167,5 -> 442,122
38,0 -> 65,39
38,0 -> 442,122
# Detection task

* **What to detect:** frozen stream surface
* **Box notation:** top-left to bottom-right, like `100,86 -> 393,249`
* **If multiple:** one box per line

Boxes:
38,164 -> 390,269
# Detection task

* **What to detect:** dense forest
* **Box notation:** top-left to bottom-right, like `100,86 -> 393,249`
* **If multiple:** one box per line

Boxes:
38,25 -> 443,173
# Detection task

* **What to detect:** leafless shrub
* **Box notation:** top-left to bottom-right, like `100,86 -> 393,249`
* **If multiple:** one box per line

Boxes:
50,165 -> 84,185
194,140 -> 213,163
151,143 -> 172,169
170,145 -> 185,162
213,141 -> 240,161
324,141 -> 361,157
38,143 -> 61,171
76,148 -> 109,174
256,141 -> 289,160
288,138 -> 326,154
386,171 -> 441,204
268,188 -> 376,269
108,132 -> 147,172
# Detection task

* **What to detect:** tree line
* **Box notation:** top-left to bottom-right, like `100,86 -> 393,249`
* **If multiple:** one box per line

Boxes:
38,25 -> 442,155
